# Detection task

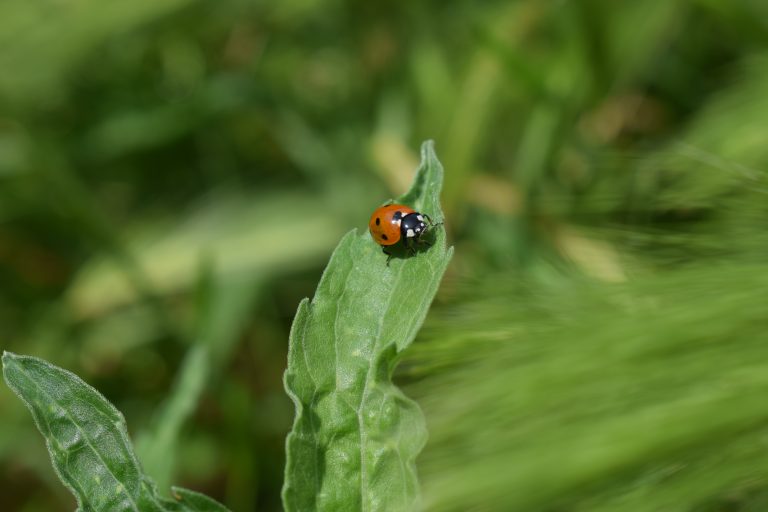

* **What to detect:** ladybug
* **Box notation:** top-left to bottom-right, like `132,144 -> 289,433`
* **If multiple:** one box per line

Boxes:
369,203 -> 436,264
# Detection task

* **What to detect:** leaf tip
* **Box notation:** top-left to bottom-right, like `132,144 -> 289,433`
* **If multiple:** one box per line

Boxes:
2,351 -> 20,377
420,139 -> 436,160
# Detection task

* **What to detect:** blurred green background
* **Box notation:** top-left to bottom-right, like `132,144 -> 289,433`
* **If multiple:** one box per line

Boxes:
2,0 -> 768,511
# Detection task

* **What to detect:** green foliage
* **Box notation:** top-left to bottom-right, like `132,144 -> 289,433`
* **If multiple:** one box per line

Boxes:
2,352 -> 231,512
407,262 -> 768,511
282,142 -> 453,511
404,82 -> 768,509
0,0 -> 195,106
3,0 -> 768,510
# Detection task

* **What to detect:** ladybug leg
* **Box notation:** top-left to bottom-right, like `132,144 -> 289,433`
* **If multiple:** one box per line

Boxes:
405,238 -> 417,256
413,236 -> 432,251
423,214 -> 443,229
383,248 -> 393,266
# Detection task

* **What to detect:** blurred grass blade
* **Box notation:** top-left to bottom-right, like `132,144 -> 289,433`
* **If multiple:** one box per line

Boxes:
67,192 -> 344,318
137,344 -> 209,492
1,352 -> 231,512
137,263 -> 260,490
282,141 -> 454,511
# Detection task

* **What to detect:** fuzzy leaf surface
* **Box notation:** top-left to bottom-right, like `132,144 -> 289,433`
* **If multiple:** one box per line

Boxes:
282,141 -> 454,511
1,352 -> 231,512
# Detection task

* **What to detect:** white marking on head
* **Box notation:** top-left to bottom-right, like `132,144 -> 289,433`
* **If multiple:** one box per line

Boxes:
406,229 -> 415,238
417,214 -> 424,221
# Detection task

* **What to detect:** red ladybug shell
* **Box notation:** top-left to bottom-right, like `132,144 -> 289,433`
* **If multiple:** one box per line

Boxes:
369,204 -> 416,246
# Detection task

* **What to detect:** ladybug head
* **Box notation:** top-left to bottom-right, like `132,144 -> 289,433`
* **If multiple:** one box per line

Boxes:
400,212 -> 428,240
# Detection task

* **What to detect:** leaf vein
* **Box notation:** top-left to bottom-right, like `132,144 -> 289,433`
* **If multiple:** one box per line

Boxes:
357,263 -> 406,511
299,316 -> 322,504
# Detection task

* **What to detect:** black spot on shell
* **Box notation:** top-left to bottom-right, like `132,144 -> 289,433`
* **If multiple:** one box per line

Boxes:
375,217 -> 380,226
381,234 -> 389,241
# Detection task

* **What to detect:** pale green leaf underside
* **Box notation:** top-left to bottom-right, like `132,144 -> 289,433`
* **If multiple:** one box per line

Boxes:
1,351 -> 231,512
282,141 -> 454,511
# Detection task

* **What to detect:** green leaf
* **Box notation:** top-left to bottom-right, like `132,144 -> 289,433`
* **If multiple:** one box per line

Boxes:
282,140 -> 454,511
171,487 -> 231,512
1,351 -> 231,512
